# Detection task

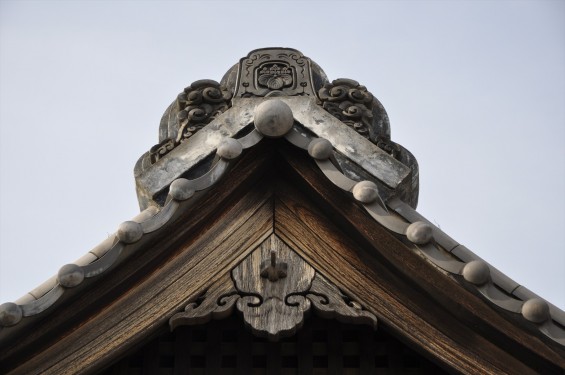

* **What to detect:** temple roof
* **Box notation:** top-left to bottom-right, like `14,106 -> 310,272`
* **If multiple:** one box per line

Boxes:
0,48 -> 563,373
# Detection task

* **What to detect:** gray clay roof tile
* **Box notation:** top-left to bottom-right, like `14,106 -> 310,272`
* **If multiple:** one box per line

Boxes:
3,107 -> 562,346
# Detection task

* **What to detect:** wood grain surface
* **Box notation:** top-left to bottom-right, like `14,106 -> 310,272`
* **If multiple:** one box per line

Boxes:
2,142 -> 563,374
233,234 -> 314,341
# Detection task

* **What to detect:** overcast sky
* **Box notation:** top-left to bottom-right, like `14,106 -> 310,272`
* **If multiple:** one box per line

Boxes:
1,1 -> 564,311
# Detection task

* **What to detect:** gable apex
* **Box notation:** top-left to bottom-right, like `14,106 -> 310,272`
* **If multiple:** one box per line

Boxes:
1,48 -> 563,374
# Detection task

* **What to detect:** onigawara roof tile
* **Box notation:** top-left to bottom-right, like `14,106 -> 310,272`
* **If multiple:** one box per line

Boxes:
1,48 -> 563,356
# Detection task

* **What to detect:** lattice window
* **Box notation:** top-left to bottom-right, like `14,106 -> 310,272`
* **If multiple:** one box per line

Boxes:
102,315 -> 448,374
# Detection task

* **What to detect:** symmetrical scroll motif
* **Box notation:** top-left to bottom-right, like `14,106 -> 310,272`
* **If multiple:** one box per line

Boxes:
318,78 -> 375,140
169,234 -> 377,341
169,234 -> 378,341
232,235 -> 315,340
234,48 -> 317,98
169,273 -> 239,330
150,80 -> 232,163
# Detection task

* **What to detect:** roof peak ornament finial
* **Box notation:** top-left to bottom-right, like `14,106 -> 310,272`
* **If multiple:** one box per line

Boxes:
233,47 -> 319,98
134,48 -> 419,210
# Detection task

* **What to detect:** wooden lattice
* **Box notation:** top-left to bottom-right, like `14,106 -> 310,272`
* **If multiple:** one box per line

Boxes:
102,314 -> 448,374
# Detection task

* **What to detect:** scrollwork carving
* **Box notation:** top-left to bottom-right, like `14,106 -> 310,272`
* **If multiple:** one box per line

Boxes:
376,135 -> 402,159
307,274 -> 377,328
169,273 -> 239,331
150,80 -> 232,163
317,78 -> 404,162
170,234 -> 377,340
149,138 -> 176,164
318,79 -> 375,140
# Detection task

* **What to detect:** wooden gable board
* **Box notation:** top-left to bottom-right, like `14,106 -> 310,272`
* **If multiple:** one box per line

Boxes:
1,141 -> 563,374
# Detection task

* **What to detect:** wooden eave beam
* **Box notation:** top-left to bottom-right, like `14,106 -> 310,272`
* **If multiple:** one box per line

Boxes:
1,141 -> 563,374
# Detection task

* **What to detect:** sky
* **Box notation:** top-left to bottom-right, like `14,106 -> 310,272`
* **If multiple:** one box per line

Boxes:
0,1 -> 564,311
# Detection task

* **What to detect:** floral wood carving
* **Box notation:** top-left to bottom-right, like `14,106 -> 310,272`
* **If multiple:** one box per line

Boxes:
169,234 -> 377,341
260,250 -> 288,282
150,80 -> 232,163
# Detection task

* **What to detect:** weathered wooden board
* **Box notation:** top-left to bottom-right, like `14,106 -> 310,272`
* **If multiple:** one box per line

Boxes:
272,148 -> 565,374
3,142 -> 564,375
2,146 -> 275,374
232,234 -> 315,341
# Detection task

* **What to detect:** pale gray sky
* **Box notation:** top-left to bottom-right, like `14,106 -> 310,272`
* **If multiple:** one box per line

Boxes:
1,1 -> 564,310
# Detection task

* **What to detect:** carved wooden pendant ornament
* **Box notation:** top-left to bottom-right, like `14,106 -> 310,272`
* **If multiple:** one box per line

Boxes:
232,236 -> 315,339
170,235 -> 377,341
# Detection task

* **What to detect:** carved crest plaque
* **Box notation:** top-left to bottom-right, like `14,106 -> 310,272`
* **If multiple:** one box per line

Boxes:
234,48 -> 317,98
